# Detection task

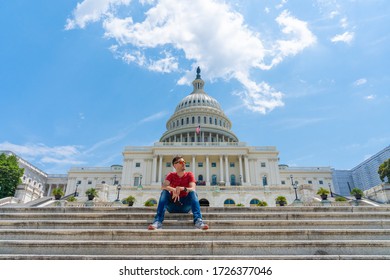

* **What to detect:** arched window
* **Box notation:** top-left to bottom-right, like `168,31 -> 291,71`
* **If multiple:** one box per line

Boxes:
192,116 -> 195,124
250,199 -> 260,206
209,117 -> 212,124
224,199 -> 236,207
198,174 -> 203,181
198,116 -> 201,123
199,199 -> 210,207
186,117 -> 189,124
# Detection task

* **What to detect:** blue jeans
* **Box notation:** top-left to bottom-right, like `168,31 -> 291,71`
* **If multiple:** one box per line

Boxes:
153,190 -> 203,224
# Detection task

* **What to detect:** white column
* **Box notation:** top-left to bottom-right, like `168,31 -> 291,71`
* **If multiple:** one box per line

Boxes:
206,156 -> 210,185
158,156 -> 163,184
225,155 -> 230,186
152,156 -> 157,183
255,160 -> 260,185
219,155 -> 224,183
239,155 -> 243,185
244,156 -> 251,185
192,155 -> 196,176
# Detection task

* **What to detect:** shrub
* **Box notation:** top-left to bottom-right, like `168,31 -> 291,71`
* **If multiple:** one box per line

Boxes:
335,196 -> 347,202
316,187 -> 330,196
257,200 -> 268,206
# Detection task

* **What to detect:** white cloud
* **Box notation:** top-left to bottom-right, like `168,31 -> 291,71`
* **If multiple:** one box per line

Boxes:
138,111 -> 169,124
364,94 -> 376,100
67,0 -> 317,114
331,31 -> 354,44
65,0 -> 132,30
354,78 -> 367,86
340,17 -> 348,29
262,10 -> 317,69
0,142 -> 86,171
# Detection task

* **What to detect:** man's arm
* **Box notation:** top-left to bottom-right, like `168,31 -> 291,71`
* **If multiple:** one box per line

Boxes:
161,179 -> 175,192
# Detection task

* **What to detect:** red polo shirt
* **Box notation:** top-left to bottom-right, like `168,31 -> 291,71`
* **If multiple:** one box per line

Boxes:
166,172 -> 196,198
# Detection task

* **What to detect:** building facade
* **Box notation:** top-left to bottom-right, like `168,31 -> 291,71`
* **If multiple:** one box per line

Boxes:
64,68 -> 333,206
332,145 -> 390,196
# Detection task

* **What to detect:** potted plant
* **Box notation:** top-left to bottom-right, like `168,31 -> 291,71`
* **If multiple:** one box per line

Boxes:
67,196 -> 77,202
144,200 -> 155,207
275,195 -> 287,206
316,187 -> 330,200
123,195 -> 136,206
52,188 -> 64,200
350,188 -> 364,200
85,188 -> 98,201
257,200 -> 268,207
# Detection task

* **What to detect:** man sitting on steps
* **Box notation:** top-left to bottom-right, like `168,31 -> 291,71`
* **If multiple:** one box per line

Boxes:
148,156 -> 209,230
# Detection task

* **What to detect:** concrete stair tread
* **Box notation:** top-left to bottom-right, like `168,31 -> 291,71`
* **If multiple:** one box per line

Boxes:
1,254 -> 390,260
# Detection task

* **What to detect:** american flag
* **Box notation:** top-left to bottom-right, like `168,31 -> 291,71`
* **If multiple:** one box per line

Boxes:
196,125 -> 201,134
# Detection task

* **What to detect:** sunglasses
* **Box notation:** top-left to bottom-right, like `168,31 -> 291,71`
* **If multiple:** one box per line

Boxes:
174,160 -> 186,165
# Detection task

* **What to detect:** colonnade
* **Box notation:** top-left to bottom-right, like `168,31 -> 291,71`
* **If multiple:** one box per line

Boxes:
151,154 -> 252,186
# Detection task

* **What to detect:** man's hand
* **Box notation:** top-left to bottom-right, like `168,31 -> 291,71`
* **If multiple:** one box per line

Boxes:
172,187 -> 181,202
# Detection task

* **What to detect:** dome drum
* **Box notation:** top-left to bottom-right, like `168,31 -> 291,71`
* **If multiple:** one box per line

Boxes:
159,67 -> 239,144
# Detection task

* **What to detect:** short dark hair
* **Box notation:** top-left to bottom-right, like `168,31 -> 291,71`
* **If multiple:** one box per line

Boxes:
172,156 -> 183,165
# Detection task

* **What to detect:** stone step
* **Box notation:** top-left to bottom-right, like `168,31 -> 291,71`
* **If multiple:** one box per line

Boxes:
0,254 -> 390,260
1,219 -> 390,229
1,206 -> 390,213
2,212 -> 390,220
1,228 -> 389,241
1,240 -> 390,256
1,254 -> 390,260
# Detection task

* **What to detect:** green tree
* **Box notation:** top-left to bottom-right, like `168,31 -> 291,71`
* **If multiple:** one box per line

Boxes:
378,158 -> 390,184
0,153 -> 24,199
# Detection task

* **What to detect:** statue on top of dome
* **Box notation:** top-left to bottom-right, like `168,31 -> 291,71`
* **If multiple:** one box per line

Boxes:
196,66 -> 201,79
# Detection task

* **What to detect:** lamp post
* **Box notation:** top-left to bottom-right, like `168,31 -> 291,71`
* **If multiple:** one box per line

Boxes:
74,184 -> 79,197
328,183 -> 333,197
115,184 -> 121,202
290,175 -> 299,201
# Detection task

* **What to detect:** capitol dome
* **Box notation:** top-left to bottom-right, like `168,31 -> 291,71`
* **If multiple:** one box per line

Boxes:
160,67 -> 239,143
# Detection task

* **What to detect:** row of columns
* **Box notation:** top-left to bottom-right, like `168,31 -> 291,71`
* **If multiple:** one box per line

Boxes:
166,131 -> 233,143
151,155 -> 251,186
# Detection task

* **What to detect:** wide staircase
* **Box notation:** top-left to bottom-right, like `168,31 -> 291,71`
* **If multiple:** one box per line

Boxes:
1,205 -> 390,259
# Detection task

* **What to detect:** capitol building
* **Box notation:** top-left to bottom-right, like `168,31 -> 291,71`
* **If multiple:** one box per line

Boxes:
33,67 -> 331,207
3,68 -> 389,206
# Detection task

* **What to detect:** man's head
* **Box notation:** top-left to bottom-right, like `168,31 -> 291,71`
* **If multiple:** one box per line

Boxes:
172,156 -> 186,171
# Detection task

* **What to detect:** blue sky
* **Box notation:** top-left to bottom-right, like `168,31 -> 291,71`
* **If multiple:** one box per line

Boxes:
0,0 -> 389,174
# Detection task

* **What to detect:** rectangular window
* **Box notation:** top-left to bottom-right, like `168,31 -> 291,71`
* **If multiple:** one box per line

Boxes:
261,162 -> 266,167
88,181 -> 92,185
308,180 -> 313,184
135,162 -> 141,167
319,180 -> 324,185
230,162 -> 235,167
166,162 -> 171,167
281,180 -> 286,185
77,180 -> 81,185
198,162 -> 203,167
185,163 -> 190,167
211,162 -> 217,167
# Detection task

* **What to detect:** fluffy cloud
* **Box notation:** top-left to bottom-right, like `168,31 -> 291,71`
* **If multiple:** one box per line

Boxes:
66,0 -> 317,114
65,0 -> 132,30
331,31 -> 354,44
0,142 -> 86,171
